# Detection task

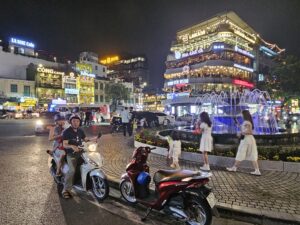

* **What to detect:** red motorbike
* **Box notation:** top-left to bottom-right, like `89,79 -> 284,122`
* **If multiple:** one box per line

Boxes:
119,146 -> 218,225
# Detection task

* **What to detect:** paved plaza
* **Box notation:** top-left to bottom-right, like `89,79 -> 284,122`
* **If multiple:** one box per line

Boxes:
98,133 -> 300,225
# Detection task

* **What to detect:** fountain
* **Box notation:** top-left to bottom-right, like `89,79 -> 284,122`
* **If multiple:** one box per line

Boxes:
192,89 -> 279,135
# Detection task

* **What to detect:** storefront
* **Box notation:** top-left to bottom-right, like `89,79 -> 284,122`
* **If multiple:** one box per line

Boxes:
35,66 -> 64,108
63,72 -> 79,104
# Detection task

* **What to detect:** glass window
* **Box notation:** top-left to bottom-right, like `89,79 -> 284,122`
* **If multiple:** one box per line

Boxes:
11,84 -> 18,93
95,95 -> 98,102
95,82 -> 98,89
100,95 -> 104,102
103,68 -> 106,72
95,65 -> 98,70
100,83 -> 103,90
24,86 -> 30,96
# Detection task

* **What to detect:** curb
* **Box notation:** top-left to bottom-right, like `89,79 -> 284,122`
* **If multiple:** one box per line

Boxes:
105,175 -> 300,225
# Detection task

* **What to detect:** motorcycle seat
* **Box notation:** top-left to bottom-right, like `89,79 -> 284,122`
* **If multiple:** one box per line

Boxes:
153,169 -> 200,184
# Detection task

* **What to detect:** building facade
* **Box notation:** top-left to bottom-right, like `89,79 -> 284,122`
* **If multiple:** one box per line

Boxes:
163,11 -> 284,116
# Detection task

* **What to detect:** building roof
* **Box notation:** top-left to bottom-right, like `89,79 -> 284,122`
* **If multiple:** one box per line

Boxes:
177,11 -> 258,37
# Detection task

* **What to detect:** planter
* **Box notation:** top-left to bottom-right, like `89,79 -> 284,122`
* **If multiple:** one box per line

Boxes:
134,140 -> 300,173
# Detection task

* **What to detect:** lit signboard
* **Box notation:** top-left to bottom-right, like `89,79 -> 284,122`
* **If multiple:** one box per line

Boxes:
213,44 -> 224,50
233,63 -> 254,72
167,92 -> 190,99
167,79 -> 189,86
234,46 -> 254,58
100,56 -> 119,64
65,88 -> 79,95
52,98 -> 67,105
37,67 -> 65,76
176,49 -> 204,59
232,79 -> 254,88
76,63 -> 93,73
80,71 -> 96,78
10,37 -> 35,48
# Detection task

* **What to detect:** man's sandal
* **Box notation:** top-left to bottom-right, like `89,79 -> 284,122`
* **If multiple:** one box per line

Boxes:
62,191 -> 71,199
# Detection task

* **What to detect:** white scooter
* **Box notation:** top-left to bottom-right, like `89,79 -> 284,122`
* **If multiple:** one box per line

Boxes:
49,133 -> 109,201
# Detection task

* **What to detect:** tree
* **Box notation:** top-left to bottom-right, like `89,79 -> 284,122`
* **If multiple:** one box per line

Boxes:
106,83 -> 130,112
272,55 -> 300,97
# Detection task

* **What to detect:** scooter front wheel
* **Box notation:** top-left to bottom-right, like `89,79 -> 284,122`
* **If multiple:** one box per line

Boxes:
91,176 -> 109,201
120,180 -> 136,203
185,196 -> 212,225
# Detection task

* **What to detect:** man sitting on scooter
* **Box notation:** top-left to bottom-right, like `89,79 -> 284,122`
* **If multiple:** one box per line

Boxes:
61,114 -> 91,199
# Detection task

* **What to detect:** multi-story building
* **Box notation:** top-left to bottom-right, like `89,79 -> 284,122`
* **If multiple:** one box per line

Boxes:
27,65 -> 65,108
94,77 -> 110,105
143,94 -> 166,112
163,11 -> 284,116
63,72 -> 79,104
101,55 -> 149,87
75,62 -> 95,105
0,78 -> 36,110
79,52 -> 107,78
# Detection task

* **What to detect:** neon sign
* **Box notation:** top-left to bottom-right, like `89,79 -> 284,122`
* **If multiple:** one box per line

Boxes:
37,67 -> 65,76
232,79 -> 254,88
213,44 -> 224,50
10,38 -> 35,48
233,63 -> 254,72
234,46 -> 254,58
167,79 -> 188,86
65,88 -> 79,95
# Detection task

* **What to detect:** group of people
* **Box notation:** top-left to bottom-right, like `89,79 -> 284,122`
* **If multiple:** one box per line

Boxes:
166,110 -> 261,176
47,112 -> 99,199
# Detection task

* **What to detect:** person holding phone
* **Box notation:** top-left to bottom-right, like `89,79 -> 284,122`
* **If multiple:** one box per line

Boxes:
227,110 -> 261,176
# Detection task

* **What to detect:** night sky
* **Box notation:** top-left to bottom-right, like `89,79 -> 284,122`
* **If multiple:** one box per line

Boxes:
1,0 -> 300,90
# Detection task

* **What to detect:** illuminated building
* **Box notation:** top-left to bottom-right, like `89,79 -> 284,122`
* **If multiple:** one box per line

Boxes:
33,65 -> 65,107
75,62 -> 95,105
143,94 -> 166,112
63,72 -> 79,104
163,11 -> 284,116
79,52 -> 107,78
101,54 -> 149,87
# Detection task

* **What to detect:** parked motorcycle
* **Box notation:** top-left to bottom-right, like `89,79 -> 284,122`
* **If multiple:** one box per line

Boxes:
119,146 -> 218,225
49,134 -> 109,201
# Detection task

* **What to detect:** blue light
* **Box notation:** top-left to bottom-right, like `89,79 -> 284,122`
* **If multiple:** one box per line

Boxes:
10,37 -> 35,48
259,46 -> 277,57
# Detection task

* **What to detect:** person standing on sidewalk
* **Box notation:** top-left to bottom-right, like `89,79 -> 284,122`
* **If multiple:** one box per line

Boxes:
120,107 -> 130,136
227,110 -> 261,176
199,112 -> 213,171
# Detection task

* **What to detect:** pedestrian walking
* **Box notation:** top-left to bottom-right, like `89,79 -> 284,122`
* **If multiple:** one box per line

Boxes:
169,132 -> 181,169
120,107 -> 130,136
199,112 -> 213,171
227,110 -> 261,176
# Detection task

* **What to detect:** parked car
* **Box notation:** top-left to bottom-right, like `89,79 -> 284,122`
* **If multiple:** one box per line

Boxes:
35,111 -> 59,134
153,112 -> 175,125
133,111 -> 159,128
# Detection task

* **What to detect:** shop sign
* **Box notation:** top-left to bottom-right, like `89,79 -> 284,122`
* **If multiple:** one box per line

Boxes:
52,98 -> 67,105
80,71 -> 95,78
232,79 -> 254,88
167,92 -> 189,99
76,63 -> 93,73
233,63 -> 254,72
234,46 -> 254,58
10,37 -> 35,48
63,73 -> 77,83
100,56 -> 119,64
176,49 -> 204,59
167,79 -> 189,86
37,67 -> 65,76
65,88 -> 79,95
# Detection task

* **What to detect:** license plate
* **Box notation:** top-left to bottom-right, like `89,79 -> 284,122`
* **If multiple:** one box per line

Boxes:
206,192 -> 217,208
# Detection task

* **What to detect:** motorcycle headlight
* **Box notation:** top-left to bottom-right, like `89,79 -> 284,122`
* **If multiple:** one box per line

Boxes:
87,158 -> 98,167
88,143 -> 97,152
36,120 -> 43,125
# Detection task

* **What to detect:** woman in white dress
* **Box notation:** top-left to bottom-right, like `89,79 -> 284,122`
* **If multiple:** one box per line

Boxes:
199,112 -> 213,171
227,110 -> 261,176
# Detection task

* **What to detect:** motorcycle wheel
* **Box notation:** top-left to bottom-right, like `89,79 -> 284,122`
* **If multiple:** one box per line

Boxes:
91,176 -> 109,201
185,196 -> 212,225
120,180 -> 136,203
